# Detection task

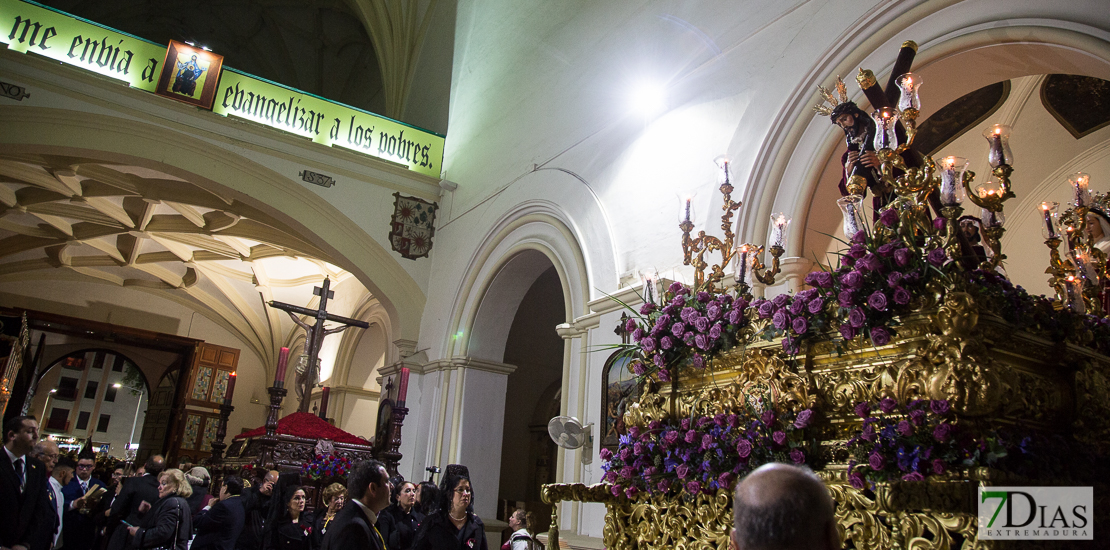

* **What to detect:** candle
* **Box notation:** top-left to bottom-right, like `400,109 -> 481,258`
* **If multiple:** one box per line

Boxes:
983,124 -> 1012,168
738,245 -> 749,285
1069,172 -> 1090,207
274,347 -> 290,388
1064,276 -> 1086,314
319,387 -> 330,419
769,213 -> 791,248
398,367 -> 410,404
938,156 -> 966,207
224,372 -> 236,405
1040,202 -> 1058,239
684,198 -> 692,223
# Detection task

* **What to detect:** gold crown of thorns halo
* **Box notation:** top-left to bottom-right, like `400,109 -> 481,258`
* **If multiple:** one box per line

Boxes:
812,75 -> 849,116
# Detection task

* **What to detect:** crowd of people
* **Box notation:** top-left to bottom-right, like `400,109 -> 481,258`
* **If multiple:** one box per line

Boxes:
5,415 -> 837,550
2,417 -> 539,550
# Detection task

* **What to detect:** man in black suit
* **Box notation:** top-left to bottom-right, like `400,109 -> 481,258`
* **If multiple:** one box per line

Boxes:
1,416 -> 51,550
321,460 -> 392,550
192,475 -> 246,550
105,455 -> 165,550
234,470 -> 277,550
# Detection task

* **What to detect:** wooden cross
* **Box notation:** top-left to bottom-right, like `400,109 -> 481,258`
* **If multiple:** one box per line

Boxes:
267,277 -> 369,413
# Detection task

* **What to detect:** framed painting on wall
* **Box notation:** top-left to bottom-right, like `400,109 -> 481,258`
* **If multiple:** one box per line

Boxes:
156,40 -> 224,109
600,351 -> 641,449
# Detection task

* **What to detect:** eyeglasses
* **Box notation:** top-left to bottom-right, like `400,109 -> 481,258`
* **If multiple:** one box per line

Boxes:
454,488 -> 472,495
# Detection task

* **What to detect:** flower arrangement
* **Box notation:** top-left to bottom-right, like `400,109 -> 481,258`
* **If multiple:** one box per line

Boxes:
599,399 -> 818,497
301,451 -> 352,482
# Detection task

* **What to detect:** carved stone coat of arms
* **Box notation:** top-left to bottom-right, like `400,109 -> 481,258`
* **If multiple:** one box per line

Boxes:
389,193 -> 437,260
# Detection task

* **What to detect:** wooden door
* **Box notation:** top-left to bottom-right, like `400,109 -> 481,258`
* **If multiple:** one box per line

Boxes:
171,343 -> 239,463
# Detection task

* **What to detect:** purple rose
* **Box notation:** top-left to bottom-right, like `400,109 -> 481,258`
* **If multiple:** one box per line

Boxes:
909,409 -> 926,426
772,293 -> 790,308
861,424 -> 875,442
633,442 -> 643,455
808,298 -> 825,314
870,326 -> 891,345
683,333 -> 695,346
792,316 -> 809,334
657,479 -> 671,493
619,466 -> 633,479
671,295 -> 685,308
632,328 -> 645,342
648,420 -> 662,431
680,307 -> 697,323
773,310 -> 790,330
782,336 -> 800,355
639,302 -> 656,315
681,418 -> 691,430
879,398 -> 897,414
709,324 -> 722,339
880,208 -> 899,227
930,400 -> 950,415
772,431 -> 787,446
600,448 -> 613,461
901,472 -> 925,482
695,334 -> 709,350
757,301 -> 775,319
604,471 -> 616,483
857,254 -> 882,273
852,230 -> 868,244
685,430 -> 697,444
692,353 -> 706,369
641,337 -> 656,352
685,481 -> 701,495
790,448 -> 805,464
694,317 -> 710,332
669,281 -> 684,293
854,402 -> 871,419
849,471 -> 866,489
701,434 -> 714,450
839,290 -> 856,308
933,217 -> 946,231
696,291 -> 711,303
848,243 -> 868,259
761,410 -> 775,425
877,242 -> 896,258
849,307 -> 867,328
657,368 -> 671,382
629,425 -> 641,438
660,336 -> 674,350
611,485 -> 622,497
619,447 -> 631,461
736,439 -> 752,458
894,248 -> 912,267
717,472 -> 736,489
816,271 -> 834,288
932,459 -> 946,475
654,353 -> 666,367
897,420 -> 913,437
805,271 -> 821,286
839,324 -> 856,340
869,452 -> 885,471
789,298 -> 806,316
933,423 -> 953,443
727,309 -> 743,325
676,464 -> 689,479
671,322 -> 686,338
706,304 -> 721,321
927,247 -> 947,266
887,272 -> 903,288
868,291 -> 888,311
841,271 -> 864,289
663,431 -> 680,446
625,318 -> 638,333
631,361 -> 646,376
794,409 -> 814,429
893,287 -> 911,305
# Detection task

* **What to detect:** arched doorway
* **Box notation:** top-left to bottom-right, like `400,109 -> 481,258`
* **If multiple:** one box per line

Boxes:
497,265 -> 565,532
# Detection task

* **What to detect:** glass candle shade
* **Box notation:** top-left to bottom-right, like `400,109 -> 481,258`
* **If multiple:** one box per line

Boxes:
872,107 -> 900,151
714,155 -> 731,185
1064,276 -> 1086,314
1040,202 -> 1060,239
837,195 -> 866,239
735,244 -> 754,286
1069,172 -> 1091,208
678,194 -> 697,224
1072,251 -> 1097,283
640,269 -> 660,303
938,156 -> 969,207
982,124 -> 1014,168
896,73 -> 921,112
981,206 -> 1004,228
976,176 -> 1002,203
769,213 -> 791,248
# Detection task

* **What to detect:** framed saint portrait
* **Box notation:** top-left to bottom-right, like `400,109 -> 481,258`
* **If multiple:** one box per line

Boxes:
156,40 -> 224,110
600,351 -> 641,449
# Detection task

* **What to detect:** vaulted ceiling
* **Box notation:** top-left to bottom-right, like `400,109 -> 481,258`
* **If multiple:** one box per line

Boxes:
0,151 -> 369,366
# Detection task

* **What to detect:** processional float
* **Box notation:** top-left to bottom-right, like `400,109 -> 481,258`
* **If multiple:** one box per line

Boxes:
542,41 -> 1110,549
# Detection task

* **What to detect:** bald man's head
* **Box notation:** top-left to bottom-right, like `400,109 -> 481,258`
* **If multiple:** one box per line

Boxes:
732,463 -> 839,550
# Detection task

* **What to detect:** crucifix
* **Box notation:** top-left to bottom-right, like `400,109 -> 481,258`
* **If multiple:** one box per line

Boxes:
268,277 -> 370,413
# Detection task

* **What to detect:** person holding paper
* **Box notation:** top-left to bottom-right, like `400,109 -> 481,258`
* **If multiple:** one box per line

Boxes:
63,450 -> 107,550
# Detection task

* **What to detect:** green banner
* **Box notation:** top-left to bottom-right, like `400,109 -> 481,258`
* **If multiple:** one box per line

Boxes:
214,70 -> 444,177
1,0 -> 164,91
1,0 -> 446,178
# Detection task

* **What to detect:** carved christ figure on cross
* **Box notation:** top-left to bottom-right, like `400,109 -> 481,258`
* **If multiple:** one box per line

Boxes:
267,277 -> 370,413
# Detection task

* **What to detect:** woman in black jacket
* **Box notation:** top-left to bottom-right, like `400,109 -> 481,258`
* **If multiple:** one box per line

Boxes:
263,486 -> 314,550
125,468 -> 193,550
377,480 -> 425,550
412,472 -> 487,550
